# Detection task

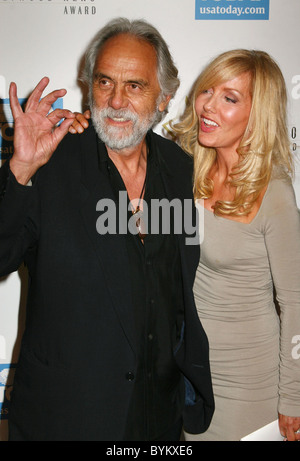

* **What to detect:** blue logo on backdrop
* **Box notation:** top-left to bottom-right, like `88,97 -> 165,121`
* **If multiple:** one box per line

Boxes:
0,98 -> 63,160
195,0 -> 270,20
0,363 -> 16,420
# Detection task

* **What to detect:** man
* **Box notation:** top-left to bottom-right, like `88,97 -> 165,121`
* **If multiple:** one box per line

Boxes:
0,18 -> 214,441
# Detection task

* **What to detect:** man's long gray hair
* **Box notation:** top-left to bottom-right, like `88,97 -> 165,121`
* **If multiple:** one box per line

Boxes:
81,17 -> 180,123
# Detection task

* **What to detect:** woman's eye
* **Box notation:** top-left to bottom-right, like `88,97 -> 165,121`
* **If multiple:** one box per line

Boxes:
225,96 -> 237,103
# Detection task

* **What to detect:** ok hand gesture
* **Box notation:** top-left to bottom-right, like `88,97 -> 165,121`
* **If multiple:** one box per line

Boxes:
9,77 -> 75,185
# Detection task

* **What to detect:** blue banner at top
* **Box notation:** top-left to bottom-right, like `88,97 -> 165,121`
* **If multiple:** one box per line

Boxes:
195,0 -> 270,20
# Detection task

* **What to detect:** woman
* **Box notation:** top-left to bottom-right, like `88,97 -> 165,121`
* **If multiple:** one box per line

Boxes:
168,49 -> 300,441
71,49 -> 300,441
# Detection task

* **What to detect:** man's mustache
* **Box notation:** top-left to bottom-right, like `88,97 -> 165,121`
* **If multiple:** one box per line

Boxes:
96,107 -> 138,124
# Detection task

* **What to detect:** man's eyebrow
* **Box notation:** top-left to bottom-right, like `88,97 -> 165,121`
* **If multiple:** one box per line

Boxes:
93,72 -> 112,81
93,72 -> 149,87
127,79 -> 149,87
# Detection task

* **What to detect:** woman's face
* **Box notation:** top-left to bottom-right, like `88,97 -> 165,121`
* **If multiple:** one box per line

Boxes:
195,72 -> 252,155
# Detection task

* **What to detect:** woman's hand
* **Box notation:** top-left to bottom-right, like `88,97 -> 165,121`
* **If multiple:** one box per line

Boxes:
9,77 -> 75,185
69,110 -> 91,134
279,413 -> 300,441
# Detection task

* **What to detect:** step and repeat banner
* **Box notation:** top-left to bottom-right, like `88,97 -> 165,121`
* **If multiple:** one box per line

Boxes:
0,0 -> 299,440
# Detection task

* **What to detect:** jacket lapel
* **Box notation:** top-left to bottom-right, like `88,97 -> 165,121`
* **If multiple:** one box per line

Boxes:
153,133 -> 200,286
78,126 -> 136,355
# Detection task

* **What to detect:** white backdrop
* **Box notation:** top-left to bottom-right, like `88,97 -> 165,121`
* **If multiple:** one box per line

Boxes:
0,0 -> 299,440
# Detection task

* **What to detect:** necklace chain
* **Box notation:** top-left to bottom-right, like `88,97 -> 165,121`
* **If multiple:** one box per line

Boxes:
131,161 -> 147,240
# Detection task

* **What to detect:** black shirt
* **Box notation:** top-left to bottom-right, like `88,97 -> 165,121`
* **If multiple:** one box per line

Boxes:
98,132 -> 185,441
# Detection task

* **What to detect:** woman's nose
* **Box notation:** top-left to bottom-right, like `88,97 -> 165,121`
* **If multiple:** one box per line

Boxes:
203,92 -> 217,112
203,95 -> 217,113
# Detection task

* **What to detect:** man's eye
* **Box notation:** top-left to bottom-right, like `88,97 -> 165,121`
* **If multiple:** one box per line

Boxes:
129,83 -> 141,91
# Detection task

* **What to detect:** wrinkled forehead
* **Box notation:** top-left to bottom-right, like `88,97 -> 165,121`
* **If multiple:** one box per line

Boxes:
95,33 -> 158,69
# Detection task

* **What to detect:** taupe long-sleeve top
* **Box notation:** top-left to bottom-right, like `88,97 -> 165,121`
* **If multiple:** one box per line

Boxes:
193,177 -> 300,425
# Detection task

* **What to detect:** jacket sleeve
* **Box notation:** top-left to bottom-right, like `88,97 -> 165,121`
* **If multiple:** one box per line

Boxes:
0,160 -> 39,277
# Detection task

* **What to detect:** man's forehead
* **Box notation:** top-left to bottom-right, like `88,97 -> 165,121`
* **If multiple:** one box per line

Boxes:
93,34 -> 159,85
95,34 -> 157,69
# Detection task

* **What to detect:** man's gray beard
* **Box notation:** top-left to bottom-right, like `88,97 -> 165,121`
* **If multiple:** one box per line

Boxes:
90,104 -> 160,150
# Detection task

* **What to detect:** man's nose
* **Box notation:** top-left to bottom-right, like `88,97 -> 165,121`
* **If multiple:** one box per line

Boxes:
109,85 -> 128,110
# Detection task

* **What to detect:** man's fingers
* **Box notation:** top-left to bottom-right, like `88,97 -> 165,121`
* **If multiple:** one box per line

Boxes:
10,78 -> 52,120
36,88 -> 68,116
24,77 -> 50,112
76,112 -> 90,128
83,109 -> 91,120
9,82 -> 23,120
11,78 -> 71,127
25,77 -> 67,118
47,109 -> 75,127
53,116 -> 77,145
69,111 -> 90,134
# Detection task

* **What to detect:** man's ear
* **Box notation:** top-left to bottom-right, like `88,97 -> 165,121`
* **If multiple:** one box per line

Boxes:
158,94 -> 172,113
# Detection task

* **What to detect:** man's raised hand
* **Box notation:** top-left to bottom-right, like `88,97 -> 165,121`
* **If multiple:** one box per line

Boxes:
9,77 -> 75,185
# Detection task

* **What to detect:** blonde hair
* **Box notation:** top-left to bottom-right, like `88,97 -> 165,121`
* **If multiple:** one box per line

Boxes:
168,50 -> 294,217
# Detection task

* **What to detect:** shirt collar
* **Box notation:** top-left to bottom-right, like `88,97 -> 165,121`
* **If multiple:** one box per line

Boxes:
97,130 -> 158,172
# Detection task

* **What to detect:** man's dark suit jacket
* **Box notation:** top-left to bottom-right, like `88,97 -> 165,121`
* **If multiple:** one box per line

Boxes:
0,126 -> 214,440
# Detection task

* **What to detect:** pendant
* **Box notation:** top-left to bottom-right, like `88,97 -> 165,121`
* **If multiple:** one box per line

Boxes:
133,207 -> 147,240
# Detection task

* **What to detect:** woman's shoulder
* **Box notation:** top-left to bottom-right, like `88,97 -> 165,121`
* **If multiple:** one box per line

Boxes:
266,176 -> 297,205
259,176 -> 299,224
